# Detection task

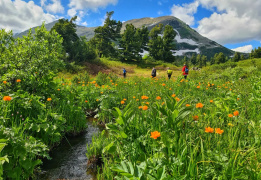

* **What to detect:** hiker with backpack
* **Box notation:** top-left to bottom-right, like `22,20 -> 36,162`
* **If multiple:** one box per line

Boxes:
182,64 -> 189,79
123,68 -> 127,78
167,67 -> 173,79
151,67 -> 156,78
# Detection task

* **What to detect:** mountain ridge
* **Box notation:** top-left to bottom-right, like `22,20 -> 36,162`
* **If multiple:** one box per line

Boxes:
13,16 -> 234,58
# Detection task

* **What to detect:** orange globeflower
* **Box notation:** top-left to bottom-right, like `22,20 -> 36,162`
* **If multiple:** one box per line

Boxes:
142,106 -> 148,110
210,100 -> 213,103
228,114 -> 233,118
156,96 -> 161,100
205,127 -> 214,133
123,98 -> 127,101
57,89 -> 60,91
175,97 -> 180,102
162,102 -> 165,105
196,103 -> 204,108
150,131 -> 161,139
121,101 -> 125,104
85,100 -> 88,103
162,83 -> 166,86
197,86 -> 200,88
100,92 -> 103,94
96,99 -> 99,102
138,106 -> 143,109
186,104 -> 190,107
133,96 -> 136,99
193,115 -> 199,121
233,111 -> 239,116
16,79 -> 21,82
237,98 -> 240,101
141,95 -> 149,100
3,96 -> 12,101
171,94 -> 176,97
215,128 -> 224,134
3,81 -> 7,84
47,98 -> 52,101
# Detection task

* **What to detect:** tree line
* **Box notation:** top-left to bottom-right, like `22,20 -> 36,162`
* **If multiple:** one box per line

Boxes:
51,11 -> 176,63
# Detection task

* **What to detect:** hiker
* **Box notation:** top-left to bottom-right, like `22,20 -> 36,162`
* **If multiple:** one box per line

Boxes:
151,67 -> 156,78
167,67 -> 173,79
123,68 -> 127,78
182,64 -> 189,79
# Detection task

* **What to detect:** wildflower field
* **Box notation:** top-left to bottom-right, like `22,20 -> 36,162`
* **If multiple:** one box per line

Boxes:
1,26 -> 261,179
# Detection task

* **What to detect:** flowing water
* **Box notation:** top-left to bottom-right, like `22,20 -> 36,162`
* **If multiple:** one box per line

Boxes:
38,118 -> 100,180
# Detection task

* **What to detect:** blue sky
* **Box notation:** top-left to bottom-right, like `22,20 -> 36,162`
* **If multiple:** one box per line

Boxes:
1,0 -> 261,53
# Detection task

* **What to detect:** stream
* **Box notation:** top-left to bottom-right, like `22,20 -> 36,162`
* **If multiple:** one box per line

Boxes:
38,118 -> 100,180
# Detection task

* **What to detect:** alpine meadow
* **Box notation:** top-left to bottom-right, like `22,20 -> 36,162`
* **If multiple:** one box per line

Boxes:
1,8 -> 261,180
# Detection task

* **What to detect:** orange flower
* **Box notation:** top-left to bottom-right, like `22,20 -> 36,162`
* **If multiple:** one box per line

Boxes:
57,89 -> 60,91
175,97 -> 180,101
47,98 -> 52,101
133,96 -> 136,99
193,115 -> 199,121
233,111 -> 239,116
16,79 -> 21,82
215,128 -> 224,134
142,106 -> 148,110
3,96 -> 12,101
121,101 -> 125,104
138,106 -> 143,109
237,98 -> 240,101
136,99 -> 139,101
196,103 -> 204,108
145,102 -> 149,105
197,86 -> 200,88
186,104 -> 190,107
210,100 -> 213,103
96,99 -> 99,101
85,100 -> 88,103
123,98 -> 127,101
150,131 -> 161,139
162,83 -> 166,86
205,127 -> 214,133
3,81 -> 7,84
101,92 -> 103,94
141,95 -> 149,100
228,114 -> 233,118
171,94 -> 176,97
156,96 -> 161,100
162,102 -> 165,105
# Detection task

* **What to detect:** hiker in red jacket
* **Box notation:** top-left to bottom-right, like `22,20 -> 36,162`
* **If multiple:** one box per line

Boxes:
182,64 -> 189,79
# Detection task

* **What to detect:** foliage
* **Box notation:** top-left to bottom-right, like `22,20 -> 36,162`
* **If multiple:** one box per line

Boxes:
91,11 -> 122,58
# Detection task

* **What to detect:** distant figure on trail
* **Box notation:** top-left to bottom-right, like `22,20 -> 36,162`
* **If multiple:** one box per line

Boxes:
123,68 -> 127,78
151,67 -> 156,78
182,64 -> 189,79
167,67 -> 173,79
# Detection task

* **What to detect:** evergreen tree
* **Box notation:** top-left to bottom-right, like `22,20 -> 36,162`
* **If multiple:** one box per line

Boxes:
215,52 -> 225,64
190,53 -> 197,65
196,54 -> 201,66
51,16 -> 79,62
91,11 -> 122,58
201,55 -> 207,67
119,24 -> 149,61
232,52 -> 240,62
162,25 -> 176,62
210,57 -> 215,65
148,24 -> 164,60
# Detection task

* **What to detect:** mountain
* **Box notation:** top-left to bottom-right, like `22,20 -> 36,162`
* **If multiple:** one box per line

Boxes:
14,16 -> 234,58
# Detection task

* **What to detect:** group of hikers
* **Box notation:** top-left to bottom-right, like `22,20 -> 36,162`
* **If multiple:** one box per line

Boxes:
122,64 -> 189,79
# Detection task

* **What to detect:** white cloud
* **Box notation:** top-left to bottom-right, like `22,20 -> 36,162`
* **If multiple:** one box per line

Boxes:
232,45 -> 253,53
196,0 -> 261,45
67,8 -> 77,17
170,1 -> 199,26
158,11 -> 163,15
68,0 -> 118,11
158,1 -> 162,6
44,0 -> 64,14
81,21 -> 88,26
0,0 -> 56,33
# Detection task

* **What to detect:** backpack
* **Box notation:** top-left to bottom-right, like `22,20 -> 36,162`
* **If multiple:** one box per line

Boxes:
123,69 -> 126,73
185,67 -> 189,73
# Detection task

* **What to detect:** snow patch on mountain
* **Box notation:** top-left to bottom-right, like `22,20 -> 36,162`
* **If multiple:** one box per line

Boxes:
174,29 -> 198,46
172,48 -> 200,56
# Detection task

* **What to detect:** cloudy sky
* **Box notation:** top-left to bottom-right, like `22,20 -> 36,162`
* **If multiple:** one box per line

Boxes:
1,0 -> 261,53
